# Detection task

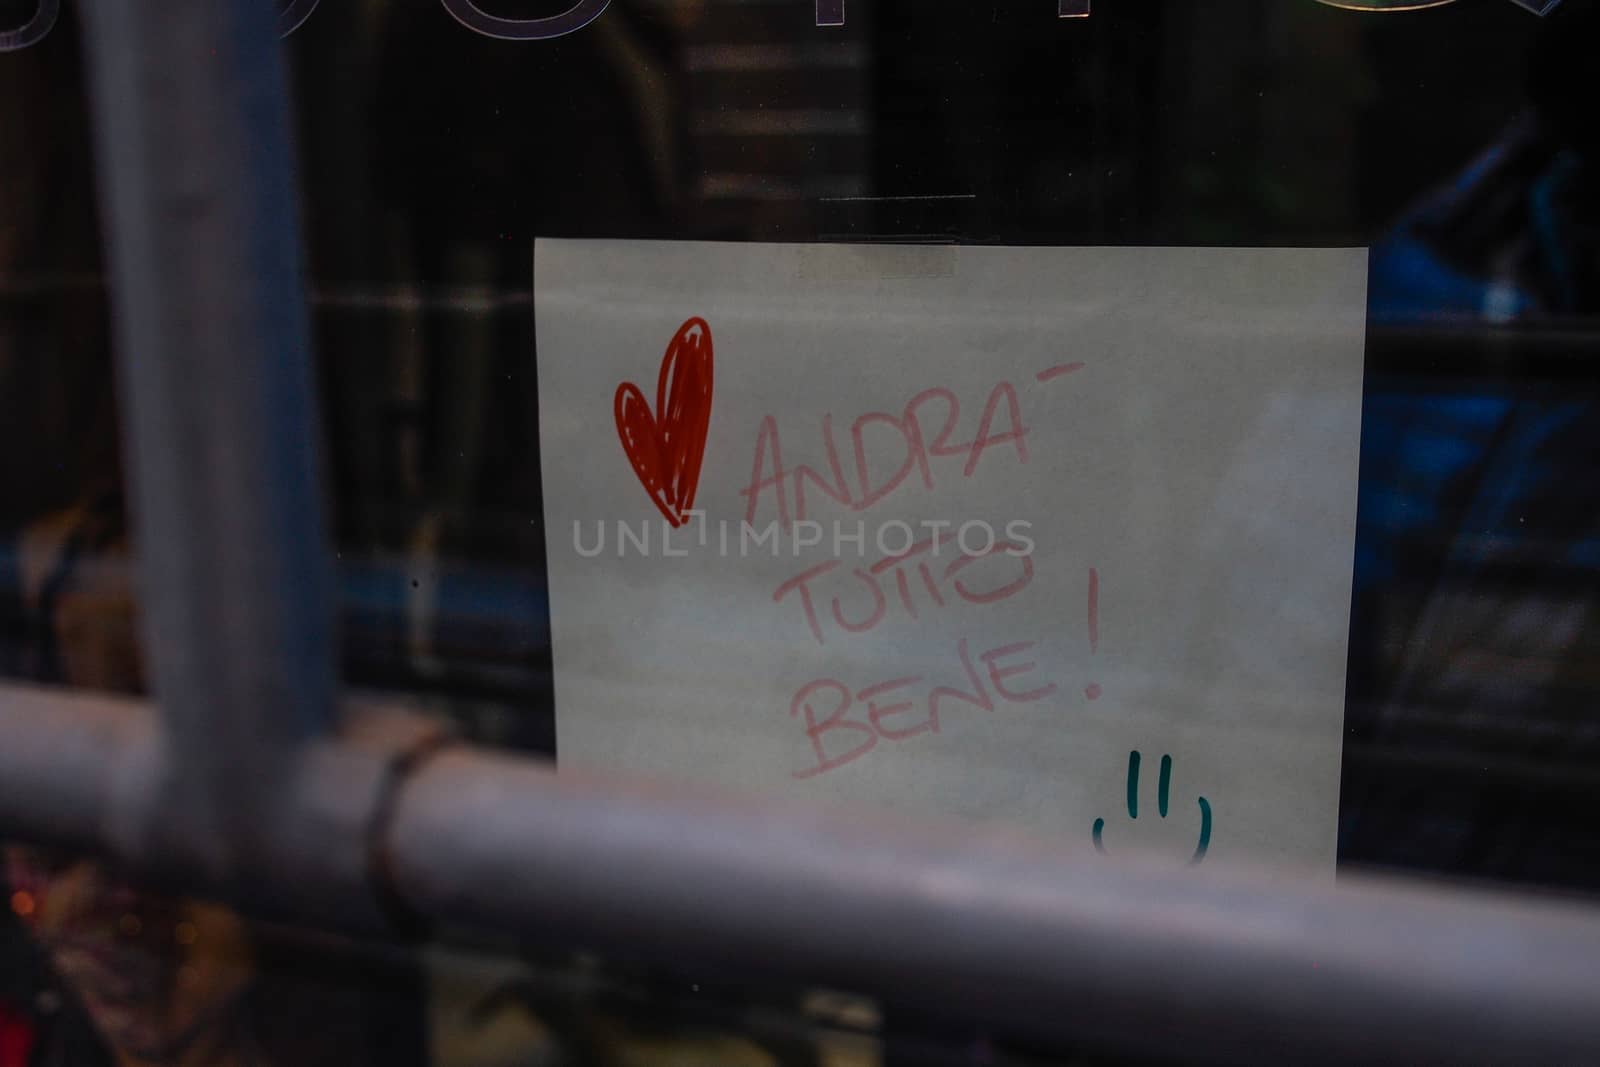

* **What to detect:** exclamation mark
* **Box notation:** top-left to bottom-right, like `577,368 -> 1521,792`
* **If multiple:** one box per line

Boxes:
1084,567 -> 1102,701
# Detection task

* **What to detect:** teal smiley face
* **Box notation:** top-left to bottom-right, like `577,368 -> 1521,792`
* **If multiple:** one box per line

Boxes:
1092,751 -> 1212,865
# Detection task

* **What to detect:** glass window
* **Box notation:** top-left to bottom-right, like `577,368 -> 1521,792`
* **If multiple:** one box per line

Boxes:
5,2 -> 1600,1063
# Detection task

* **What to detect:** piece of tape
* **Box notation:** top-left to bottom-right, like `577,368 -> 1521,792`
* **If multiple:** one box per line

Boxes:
795,243 -> 957,282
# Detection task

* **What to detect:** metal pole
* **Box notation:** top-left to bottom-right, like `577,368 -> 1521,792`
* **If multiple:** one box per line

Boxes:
383,749 -> 1600,1064
0,684 -> 158,855
0,685 -> 424,930
77,0 -> 334,887
6,682 -> 1600,1064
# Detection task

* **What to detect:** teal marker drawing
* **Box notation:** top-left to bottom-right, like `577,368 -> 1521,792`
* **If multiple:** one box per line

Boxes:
1093,750 -> 1211,864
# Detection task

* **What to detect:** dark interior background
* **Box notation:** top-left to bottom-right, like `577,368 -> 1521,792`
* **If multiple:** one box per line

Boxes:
3,0 -> 1599,897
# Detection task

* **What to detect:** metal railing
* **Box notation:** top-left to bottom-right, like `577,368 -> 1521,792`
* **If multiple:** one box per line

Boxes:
3,0 -> 1600,1062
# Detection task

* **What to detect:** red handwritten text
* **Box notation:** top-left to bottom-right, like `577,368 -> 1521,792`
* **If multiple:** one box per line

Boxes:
774,530 -> 1034,645
788,635 -> 1059,779
740,377 -> 1036,524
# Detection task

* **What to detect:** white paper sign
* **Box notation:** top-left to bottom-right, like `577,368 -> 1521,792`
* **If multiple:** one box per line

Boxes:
536,239 -> 1366,870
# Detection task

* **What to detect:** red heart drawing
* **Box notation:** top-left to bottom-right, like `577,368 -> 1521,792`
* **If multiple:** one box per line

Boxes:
614,317 -> 714,528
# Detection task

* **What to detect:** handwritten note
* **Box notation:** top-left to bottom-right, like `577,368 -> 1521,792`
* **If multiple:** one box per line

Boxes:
535,240 -> 1366,869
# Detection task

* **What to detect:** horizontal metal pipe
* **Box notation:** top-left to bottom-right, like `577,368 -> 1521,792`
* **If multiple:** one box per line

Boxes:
385,753 -> 1600,1063
6,681 -> 1600,1063
0,684 -> 421,930
0,684 -> 158,854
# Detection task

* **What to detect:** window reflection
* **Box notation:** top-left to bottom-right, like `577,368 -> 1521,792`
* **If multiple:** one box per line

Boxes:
5,847 -> 253,1065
